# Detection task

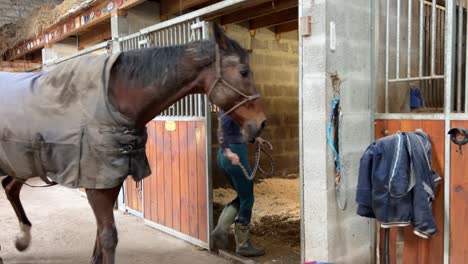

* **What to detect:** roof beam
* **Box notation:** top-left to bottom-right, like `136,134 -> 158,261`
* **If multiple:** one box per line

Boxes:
249,7 -> 297,30
220,0 -> 297,25
274,19 -> 298,34
160,0 -> 217,18
119,0 -> 147,10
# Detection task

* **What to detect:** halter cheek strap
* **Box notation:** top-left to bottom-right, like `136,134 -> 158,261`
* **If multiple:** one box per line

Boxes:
207,45 -> 260,118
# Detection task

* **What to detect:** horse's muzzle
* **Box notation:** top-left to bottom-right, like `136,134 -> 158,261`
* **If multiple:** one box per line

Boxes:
245,119 -> 267,142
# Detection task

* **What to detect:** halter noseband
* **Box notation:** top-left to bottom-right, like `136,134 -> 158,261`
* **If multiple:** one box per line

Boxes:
206,45 -> 260,118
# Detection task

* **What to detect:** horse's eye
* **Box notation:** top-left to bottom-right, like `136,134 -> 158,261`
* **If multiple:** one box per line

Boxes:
240,70 -> 249,78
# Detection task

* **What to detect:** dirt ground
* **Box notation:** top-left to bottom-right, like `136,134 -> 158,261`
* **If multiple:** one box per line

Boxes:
0,178 -> 230,264
213,178 -> 301,264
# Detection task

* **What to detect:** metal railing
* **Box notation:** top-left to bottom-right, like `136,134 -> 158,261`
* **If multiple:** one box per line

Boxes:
119,18 -> 209,120
44,40 -> 112,66
384,0 -> 447,113
455,0 -> 467,112
24,64 -> 43,72
50,40 -> 112,66
24,41 -> 112,71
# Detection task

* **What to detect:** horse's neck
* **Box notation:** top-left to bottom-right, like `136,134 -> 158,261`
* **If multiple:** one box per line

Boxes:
109,41 -> 215,127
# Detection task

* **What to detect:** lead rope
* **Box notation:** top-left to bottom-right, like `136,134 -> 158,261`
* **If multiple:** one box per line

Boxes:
218,117 -> 274,180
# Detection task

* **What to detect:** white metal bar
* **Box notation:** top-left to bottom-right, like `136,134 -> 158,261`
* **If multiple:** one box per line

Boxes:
466,0 -> 468,113
144,219 -> 209,249
385,0 -> 390,113
448,113 -> 468,120
50,41 -> 109,65
370,0 -> 377,259
141,176 -> 145,221
197,94 -> 202,117
443,1 -> 455,263
408,0 -> 413,78
184,23 -> 188,115
396,0 -> 401,79
457,0 -> 463,112
424,0 -> 446,10
388,75 -> 445,82
431,0 -> 437,75
298,0 -> 305,260
25,64 -> 43,72
126,207 -> 144,218
419,0 -> 425,77
190,95 -> 194,116
158,31 -> 162,46
202,20 -> 214,249
177,26 -> 182,116
375,113 -> 445,120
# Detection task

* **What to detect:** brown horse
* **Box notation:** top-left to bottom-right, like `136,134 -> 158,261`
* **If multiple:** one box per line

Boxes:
0,24 -> 266,264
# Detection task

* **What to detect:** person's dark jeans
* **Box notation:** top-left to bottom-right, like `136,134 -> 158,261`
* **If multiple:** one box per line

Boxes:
217,144 -> 254,225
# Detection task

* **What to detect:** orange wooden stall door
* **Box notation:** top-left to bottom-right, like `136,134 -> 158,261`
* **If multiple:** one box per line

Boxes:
374,120 -> 445,264
449,121 -> 468,263
142,120 -> 208,243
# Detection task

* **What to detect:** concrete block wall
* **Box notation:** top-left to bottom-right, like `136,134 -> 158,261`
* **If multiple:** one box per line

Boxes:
126,1 -> 160,35
211,24 -> 299,185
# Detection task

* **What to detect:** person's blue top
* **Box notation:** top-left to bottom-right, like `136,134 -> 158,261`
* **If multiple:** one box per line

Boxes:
217,110 -> 244,148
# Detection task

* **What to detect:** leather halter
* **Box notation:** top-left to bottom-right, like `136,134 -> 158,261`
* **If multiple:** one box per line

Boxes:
206,45 -> 260,118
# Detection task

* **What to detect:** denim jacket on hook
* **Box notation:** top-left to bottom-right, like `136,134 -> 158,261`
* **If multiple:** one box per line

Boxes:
356,131 -> 441,238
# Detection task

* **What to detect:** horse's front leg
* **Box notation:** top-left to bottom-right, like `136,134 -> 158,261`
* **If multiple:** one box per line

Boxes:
86,184 -> 121,264
91,229 -> 103,264
2,176 -> 32,252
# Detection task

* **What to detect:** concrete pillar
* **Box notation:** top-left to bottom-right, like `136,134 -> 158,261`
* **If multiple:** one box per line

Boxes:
41,47 -> 58,71
300,0 -> 375,263
42,37 -> 78,71
111,10 -> 129,53
110,10 -> 129,211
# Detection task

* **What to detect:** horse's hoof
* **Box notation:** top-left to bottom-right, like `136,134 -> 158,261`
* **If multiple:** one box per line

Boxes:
15,240 -> 29,252
15,224 -> 31,252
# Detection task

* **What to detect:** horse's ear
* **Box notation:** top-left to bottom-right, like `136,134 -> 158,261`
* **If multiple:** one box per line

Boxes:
213,23 -> 229,50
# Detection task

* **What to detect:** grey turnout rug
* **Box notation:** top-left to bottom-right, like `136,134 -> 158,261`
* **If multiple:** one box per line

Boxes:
0,54 -> 150,189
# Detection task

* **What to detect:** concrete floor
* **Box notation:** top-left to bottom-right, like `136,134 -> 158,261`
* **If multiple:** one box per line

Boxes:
0,178 -> 230,264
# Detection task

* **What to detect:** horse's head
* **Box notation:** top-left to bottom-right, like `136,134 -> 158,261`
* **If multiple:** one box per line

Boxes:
206,24 -> 267,142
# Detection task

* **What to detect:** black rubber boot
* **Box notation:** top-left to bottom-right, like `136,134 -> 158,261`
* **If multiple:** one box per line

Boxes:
234,223 -> 265,257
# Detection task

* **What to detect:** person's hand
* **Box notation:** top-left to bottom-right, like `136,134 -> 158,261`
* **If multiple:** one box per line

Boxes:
224,148 -> 240,165
255,137 -> 266,145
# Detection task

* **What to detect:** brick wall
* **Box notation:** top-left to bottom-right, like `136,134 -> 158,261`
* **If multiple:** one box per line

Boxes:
212,24 -> 299,186
0,60 -> 40,72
